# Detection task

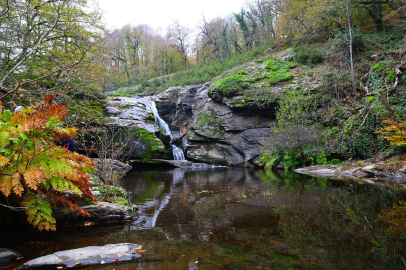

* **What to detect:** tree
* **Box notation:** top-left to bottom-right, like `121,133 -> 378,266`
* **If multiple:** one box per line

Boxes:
0,96 -> 96,231
234,8 -> 257,51
276,0 -> 346,40
247,0 -> 281,42
264,89 -> 325,169
0,0 -> 106,106
167,21 -> 191,70
198,15 -> 226,61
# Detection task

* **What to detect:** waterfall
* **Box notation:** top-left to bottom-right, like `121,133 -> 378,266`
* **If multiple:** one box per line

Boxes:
141,99 -> 186,161
172,145 -> 185,161
142,100 -> 171,135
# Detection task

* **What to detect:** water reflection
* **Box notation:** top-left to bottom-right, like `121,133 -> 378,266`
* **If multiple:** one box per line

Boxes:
2,168 -> 406,270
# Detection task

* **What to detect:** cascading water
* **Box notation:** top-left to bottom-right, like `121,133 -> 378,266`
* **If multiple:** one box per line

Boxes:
142,100 -> 171,135
141,99 -> 186,161
172,145 -> 185,161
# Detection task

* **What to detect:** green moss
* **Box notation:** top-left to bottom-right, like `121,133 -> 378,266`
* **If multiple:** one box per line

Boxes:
135,128 -> 165,159
265,59 -> 297,71
265,59 -> 296,84
267,70 -> 294,84
210,73 -> 250,96
372,62 -> 387,73
230,98 -> 246,107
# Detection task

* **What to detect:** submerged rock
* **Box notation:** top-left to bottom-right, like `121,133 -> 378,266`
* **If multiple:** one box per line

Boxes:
0,248 -> 22,267
17,243 -> 142,269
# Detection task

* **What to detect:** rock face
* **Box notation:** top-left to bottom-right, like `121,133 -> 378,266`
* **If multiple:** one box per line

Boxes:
53,202 -> 137,226
0,248 -> 22,267
18,243 -> 142,269
155,83 -> 275,167
94,158 -> 132,185
105,97 -> 167,159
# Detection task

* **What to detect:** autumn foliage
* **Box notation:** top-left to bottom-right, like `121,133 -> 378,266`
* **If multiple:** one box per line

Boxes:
376,117 -> 406,146
0,96 -> 96,231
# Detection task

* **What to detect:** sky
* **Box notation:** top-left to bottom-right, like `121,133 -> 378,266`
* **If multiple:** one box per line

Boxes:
93,0 -> 247,33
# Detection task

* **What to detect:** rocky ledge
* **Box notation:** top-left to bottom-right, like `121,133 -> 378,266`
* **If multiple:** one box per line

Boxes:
53,202 -> 137,227
17,243 -> 143,269
294,164 -> 406,186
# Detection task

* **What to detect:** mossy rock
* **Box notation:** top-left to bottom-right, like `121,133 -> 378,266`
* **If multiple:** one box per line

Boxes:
132,128 -> 166,159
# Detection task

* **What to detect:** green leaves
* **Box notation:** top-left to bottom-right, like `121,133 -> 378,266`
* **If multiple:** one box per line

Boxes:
0,98 -> 96,231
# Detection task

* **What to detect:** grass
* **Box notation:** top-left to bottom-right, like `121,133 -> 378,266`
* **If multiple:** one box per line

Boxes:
108,40 -> 276,96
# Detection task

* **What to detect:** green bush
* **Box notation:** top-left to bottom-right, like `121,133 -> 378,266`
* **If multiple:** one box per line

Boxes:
293,42 -> 325,65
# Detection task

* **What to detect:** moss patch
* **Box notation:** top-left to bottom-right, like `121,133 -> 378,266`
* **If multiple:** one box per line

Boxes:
265,59 -> 296,84
135,128 -> 165,159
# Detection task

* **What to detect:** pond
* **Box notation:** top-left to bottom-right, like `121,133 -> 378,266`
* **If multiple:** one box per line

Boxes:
2,167 -> 406,270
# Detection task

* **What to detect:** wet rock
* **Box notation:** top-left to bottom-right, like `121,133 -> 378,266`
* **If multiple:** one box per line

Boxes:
94,159 -> 131,185
53,202 -> 136,226
17,243 -> 142,269
295,165 -> 406,186
0,248 -> 22,267
187,143 -> 245,166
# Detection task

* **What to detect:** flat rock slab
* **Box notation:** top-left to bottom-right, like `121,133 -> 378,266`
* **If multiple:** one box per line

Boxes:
0,248 -> 22,266
18,243 -> 142,269
295,165 -> 406,186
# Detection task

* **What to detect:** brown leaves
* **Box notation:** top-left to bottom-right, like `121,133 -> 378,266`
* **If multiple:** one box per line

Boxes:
23,170 -> 45,190
0,176 -> 12,197
12,173 -> 23,196
117,251 -> 125,257
131,249 -> 146,254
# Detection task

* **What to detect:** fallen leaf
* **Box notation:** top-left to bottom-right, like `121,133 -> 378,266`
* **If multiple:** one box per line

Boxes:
117,251 -> 125,257
16,257 -> 24,260
114,258 -> 119,263
100,248 -> 104,251
181,255 -> 186,257
57,267 -> 63,269
100,260 -> 106,264
75,262 -> 82,266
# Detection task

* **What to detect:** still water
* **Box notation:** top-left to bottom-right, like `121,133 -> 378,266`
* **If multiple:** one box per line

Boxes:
2,168 -> 406,269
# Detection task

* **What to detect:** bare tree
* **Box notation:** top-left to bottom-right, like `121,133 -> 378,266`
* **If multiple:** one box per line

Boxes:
167,21 -> 191,70
198,15 -> 225,60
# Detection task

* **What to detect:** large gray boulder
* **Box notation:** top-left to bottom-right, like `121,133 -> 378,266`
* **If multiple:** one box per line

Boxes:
18,243 -> 142,269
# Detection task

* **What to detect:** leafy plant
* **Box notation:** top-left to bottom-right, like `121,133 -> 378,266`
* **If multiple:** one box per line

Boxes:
0,96 -> 96,231
264,88 -> 325,169
258,152 -> 280,169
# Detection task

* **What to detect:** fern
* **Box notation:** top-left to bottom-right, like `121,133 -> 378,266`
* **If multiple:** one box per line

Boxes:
0,95 -> 96,231
258,152 -> 280,169
24,191 -> 56,231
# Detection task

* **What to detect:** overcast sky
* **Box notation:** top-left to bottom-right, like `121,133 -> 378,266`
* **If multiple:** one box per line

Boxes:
93,0 -> 247,33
